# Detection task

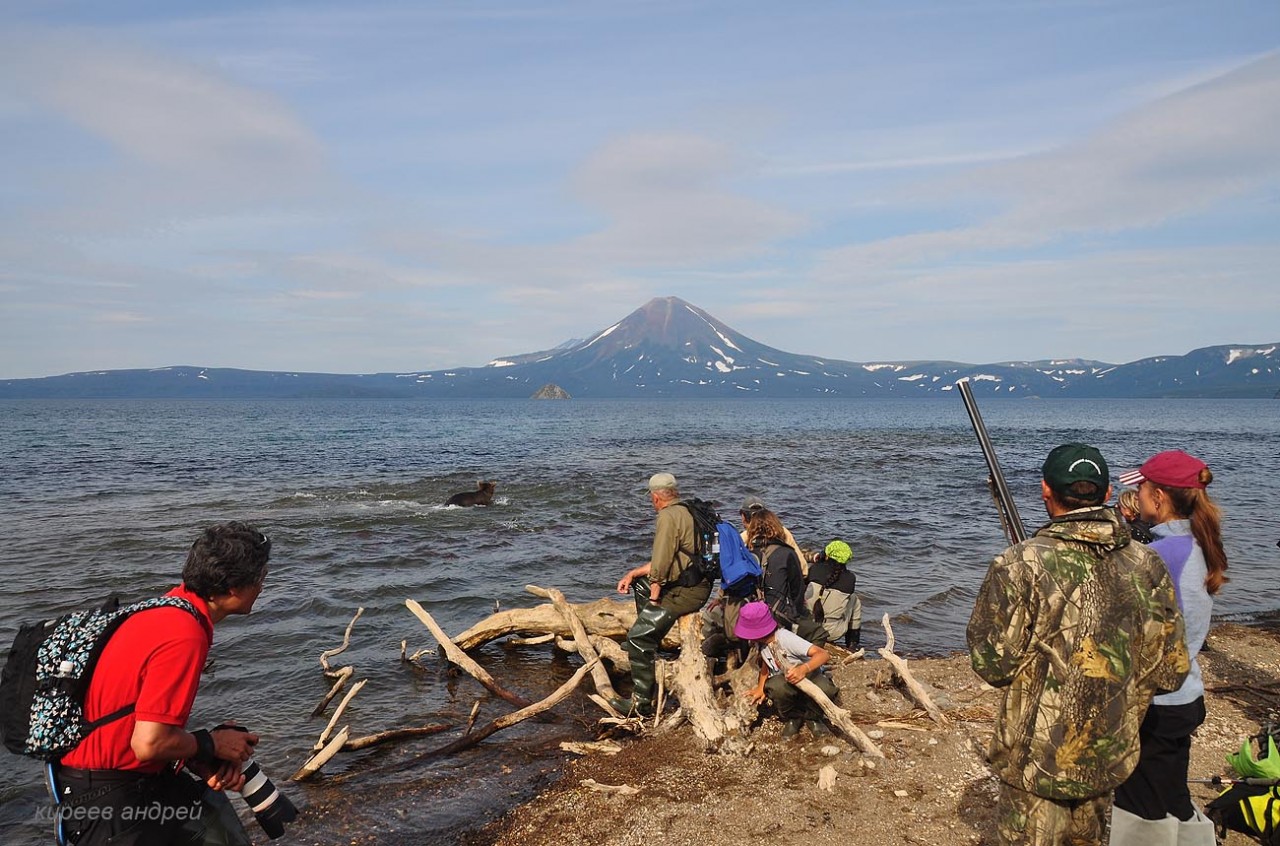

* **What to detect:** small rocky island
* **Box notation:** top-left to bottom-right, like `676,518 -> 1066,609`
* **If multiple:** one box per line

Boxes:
531,383 -> 571,399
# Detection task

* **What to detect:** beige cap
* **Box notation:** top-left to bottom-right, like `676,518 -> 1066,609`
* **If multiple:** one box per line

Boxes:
646,472 -> 678,493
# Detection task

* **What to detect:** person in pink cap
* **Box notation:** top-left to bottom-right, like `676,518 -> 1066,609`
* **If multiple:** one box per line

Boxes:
734,600 -> 837,739
1110,450 -> 1229,846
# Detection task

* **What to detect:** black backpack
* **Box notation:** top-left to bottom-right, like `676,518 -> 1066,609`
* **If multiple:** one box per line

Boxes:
1206,782 -> 1280,845
0,595 -> 204,760
676,499 -> 761,598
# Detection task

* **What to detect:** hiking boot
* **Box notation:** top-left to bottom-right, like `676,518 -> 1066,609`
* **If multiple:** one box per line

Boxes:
807,719 -> 832,737
781,718 -> 804,739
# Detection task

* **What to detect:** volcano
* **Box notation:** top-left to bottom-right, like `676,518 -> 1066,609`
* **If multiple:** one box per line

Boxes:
2,297 -> 1277,398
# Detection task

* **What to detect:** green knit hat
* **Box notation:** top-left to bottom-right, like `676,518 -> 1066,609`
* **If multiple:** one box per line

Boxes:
824,540 -> 853,564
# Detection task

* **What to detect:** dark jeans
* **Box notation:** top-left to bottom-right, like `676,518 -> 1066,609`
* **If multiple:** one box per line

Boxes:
1114,697 -> 1207,821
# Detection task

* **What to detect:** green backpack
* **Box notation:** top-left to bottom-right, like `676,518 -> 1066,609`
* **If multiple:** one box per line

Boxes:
1206,727 -> 1280,845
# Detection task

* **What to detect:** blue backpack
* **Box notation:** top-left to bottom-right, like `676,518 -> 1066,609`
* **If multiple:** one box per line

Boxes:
677,499 -> 762,598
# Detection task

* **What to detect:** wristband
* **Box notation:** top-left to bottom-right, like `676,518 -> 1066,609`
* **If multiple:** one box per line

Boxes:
191,729 -> 218,764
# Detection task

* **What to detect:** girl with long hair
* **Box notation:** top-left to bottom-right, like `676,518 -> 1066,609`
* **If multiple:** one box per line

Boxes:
1110,450 -> 1228,846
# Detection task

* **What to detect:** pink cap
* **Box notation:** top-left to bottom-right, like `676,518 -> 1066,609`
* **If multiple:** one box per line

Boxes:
1117,450 -> 1209,489
733,601 -> 779,640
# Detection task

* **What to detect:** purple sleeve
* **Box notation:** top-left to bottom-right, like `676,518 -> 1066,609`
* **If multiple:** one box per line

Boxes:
1149,535 -> 1194,607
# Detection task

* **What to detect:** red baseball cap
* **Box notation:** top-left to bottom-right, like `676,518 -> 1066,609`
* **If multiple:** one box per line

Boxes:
1118,450 -> 1209,489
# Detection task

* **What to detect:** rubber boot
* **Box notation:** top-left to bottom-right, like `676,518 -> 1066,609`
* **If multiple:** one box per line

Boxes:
1175,809 -> 1215,846
630,575 -> 653,614
806,720 -> 832,737
609,601 -> 677,717
1108,806 -> 1178,846
607,652 -> 656,717
844,628 -> 861,650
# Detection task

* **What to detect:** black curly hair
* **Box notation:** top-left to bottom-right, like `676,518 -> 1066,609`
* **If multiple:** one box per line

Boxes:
182,521 -> 272,598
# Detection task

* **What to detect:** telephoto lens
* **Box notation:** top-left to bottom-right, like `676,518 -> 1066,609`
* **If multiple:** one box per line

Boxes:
236,758 -> 298,839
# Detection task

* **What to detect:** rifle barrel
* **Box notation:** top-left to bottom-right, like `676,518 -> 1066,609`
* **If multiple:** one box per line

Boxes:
957,378 -> 1027,545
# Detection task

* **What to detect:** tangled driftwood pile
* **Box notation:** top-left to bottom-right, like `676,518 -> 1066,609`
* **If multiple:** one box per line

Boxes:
288,585 -> 952,780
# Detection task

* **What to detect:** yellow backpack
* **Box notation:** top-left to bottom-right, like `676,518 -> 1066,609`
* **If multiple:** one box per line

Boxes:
1206,729 -> 1280,844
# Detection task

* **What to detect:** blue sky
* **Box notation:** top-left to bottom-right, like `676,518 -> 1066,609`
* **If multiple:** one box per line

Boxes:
2,1 -> 1277,379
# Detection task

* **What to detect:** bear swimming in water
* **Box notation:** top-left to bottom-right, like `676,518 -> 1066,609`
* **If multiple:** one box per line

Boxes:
446,480 -> 497,507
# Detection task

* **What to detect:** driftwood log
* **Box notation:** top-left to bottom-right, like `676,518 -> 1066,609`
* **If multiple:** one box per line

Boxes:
320,607 -> 363,674
315,678 -> 367,751
877,613 -> 952,728
311,608 -> 364,717
526,585 -> 620,701
451,597 -> 679,651
294,600 -> 613,781
561,740 -> 623,756
406,599 -> 534,708
511,633 -> 557,646
794,676 -> 885,758
662,615 -> 755,750
342,723 -> 451,751
310,666 -> 354,718
299,610 -> 370,777
556,634 -> 630,671
290,726 -> 349,781
396,658 -> 598,767
293,590 -> 951,784
581,778 -> 640,795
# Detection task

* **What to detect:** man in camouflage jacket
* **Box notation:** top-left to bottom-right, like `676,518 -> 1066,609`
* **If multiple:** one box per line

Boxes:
968,443 -> 1189,846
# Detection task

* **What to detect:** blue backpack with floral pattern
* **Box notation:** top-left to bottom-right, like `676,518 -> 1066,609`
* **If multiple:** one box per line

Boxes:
0,595 -> 203,760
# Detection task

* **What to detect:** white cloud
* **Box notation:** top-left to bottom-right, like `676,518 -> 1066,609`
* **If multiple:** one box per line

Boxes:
815,52 -> 1280,277
92,311 -> 151,324
375,132 -> 807,304
569,133 -> 806,265
761,243 -> 1280,364
3,32 -> 324,180
1,4 -> 1276,378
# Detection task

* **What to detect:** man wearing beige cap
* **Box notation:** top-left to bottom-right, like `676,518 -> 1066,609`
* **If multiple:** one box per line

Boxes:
611,472 -> 713,716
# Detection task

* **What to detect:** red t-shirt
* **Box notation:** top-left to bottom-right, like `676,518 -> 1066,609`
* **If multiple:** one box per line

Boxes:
60,585 -> 213,772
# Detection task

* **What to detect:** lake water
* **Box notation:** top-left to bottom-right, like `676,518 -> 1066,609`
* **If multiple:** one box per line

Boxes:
2,397 -> 1277,844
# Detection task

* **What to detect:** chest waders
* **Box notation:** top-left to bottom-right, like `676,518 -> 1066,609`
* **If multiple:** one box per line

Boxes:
608,577 -> 678,717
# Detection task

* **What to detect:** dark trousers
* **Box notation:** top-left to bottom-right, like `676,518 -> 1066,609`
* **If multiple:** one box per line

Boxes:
1114,698 -> 1207,821
765,671 -> 839,720
52,766 -> 249,846
53,767 -> 192,845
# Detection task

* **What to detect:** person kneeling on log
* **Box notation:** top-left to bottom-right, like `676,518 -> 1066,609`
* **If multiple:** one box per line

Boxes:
735,600 -> 838,739
611,472 -> 713,717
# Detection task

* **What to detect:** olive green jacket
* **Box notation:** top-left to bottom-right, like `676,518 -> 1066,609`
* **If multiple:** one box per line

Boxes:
967,507 -> 1190,800
649,500 -> 696,586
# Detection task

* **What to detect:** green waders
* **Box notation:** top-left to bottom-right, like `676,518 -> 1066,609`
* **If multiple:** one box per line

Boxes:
609,576 -> 707,716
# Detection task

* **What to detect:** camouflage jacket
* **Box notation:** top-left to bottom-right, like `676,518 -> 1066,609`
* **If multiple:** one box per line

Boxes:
967,506 -> 1189,800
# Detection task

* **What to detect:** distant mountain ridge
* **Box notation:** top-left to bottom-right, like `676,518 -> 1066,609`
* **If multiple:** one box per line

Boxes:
2,297 -> 1277,399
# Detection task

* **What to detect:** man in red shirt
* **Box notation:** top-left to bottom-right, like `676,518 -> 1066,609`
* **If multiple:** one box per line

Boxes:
52,522 -> 271,845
